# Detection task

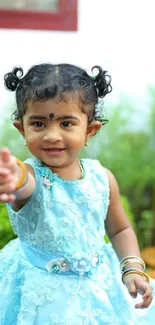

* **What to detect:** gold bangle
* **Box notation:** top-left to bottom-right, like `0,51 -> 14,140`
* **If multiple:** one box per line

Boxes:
122,270 -> 150,284
120,256 -> 144,264
120,256 -> 145,271
15,159 -> 27,190
121,259 -> 145,271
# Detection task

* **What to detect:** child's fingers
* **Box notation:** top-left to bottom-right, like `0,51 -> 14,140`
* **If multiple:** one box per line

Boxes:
135,282 -> 153,308
0,193 -> 16,202
0,149 -> 17,174
143,284 -> 153,299
0,169 -> 13,183
123,275 -> 137,297
0,182 -> 16,194
0,148 -> 11,163
135,295 -> 153,309
0,167 -> 11,177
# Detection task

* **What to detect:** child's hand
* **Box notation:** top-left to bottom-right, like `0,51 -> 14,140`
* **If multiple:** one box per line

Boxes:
123,273 -> 153,309
0,148 -> 19,202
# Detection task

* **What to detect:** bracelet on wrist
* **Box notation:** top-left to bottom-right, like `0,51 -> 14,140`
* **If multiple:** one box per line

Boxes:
121,259 -> 144,272
120,256 -> 145,272
15,159 -> 27,190
122,268 -> 150,284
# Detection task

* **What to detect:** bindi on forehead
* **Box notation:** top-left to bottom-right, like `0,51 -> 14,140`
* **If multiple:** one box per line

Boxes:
49,113 -> 54,119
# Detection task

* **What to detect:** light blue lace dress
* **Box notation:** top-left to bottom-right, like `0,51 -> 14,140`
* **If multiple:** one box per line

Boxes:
0,158 -> 154,324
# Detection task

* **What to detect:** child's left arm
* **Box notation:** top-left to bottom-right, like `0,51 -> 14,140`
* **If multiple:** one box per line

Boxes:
105,168 -> 153,309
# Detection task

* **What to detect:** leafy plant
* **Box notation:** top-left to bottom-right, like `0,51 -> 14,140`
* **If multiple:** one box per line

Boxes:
0,203 -> 16,249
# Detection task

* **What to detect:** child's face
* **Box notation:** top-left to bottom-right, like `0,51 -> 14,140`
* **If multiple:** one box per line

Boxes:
14,97 -> 101,168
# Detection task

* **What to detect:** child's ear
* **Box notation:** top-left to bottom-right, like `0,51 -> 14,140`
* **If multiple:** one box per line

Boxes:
13,120 -> 25,137
86,121 -> 102,139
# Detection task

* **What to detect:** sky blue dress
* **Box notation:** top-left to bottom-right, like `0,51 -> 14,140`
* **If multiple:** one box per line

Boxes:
0,158 -> 154,324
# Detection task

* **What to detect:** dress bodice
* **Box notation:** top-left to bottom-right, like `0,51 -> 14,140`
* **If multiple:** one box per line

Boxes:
7,158 -> 110,258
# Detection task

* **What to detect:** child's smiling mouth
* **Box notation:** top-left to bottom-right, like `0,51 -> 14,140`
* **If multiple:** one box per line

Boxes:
42,148 -> 66,155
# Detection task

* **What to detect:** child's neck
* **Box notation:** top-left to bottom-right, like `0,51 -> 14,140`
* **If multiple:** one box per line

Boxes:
48,159 -> 83,180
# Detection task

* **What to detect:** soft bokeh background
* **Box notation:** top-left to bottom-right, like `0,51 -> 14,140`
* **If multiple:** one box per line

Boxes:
0,0 -> 155,275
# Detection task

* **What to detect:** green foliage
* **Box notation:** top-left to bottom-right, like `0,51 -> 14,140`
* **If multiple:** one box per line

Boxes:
120,196 -> 136,230
0,203 -> 16,249
0,117 -> 31,160
138,210 -> 154,247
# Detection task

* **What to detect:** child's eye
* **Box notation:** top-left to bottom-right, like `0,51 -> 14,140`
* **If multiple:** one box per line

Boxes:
61,121 -> 73,128
32,121 -> 45,128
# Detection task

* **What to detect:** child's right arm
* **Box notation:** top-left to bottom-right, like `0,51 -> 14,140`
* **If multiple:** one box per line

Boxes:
0,147 -> 35,210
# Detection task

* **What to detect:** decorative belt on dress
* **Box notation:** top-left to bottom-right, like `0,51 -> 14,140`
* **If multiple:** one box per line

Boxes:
19,240 -> 99,275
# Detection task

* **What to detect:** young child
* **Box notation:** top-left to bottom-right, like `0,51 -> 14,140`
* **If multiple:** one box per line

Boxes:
0,63 -> 154,324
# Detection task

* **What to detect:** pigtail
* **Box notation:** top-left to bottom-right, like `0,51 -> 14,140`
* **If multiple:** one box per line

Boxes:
91,65 -> 112,98
4,66 -> 24,91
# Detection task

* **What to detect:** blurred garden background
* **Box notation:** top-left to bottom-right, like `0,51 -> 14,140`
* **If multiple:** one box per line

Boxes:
0,0 -> 155,276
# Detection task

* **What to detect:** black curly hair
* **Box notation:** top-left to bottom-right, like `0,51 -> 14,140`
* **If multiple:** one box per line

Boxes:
4,63 -> 112,124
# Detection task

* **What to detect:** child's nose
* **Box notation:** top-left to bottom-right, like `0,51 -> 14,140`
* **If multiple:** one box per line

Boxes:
43,128 -> 62,142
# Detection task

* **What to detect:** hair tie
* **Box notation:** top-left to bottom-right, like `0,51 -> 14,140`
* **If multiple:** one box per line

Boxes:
4,66 -> 24,92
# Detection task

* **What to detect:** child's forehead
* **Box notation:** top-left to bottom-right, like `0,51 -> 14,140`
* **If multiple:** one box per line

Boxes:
25,97 -> 85,119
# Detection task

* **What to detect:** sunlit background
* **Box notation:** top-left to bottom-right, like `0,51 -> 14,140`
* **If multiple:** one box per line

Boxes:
0,0 -> 155,276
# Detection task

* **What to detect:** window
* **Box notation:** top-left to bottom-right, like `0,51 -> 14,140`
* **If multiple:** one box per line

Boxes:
0,0 -> 59,12
0,0 -> 77,31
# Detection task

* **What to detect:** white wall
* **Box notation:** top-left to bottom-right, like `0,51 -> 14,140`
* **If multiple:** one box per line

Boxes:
0,0 -> 155,114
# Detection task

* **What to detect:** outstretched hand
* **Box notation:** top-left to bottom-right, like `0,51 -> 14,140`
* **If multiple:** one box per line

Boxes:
123,273 -> 153,309
0,148 -> 18,202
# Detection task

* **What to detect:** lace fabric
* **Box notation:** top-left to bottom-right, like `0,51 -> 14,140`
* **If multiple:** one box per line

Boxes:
7,159 -> 109,256
0,158 -> 154,324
